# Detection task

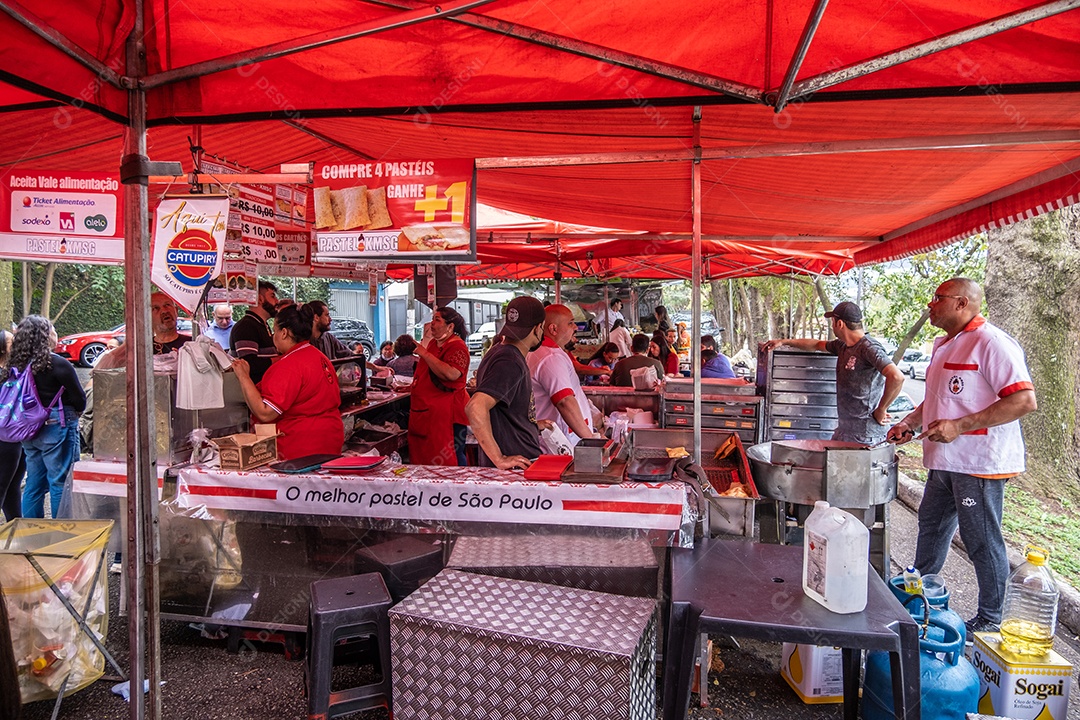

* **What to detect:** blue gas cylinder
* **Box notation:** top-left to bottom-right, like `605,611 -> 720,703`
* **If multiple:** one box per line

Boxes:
862,613 -> 980,720
889,574 -> 967,645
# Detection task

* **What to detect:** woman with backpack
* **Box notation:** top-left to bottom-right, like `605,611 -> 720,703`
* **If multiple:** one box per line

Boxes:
1,316 -> 85,519
0,329 -> 25,521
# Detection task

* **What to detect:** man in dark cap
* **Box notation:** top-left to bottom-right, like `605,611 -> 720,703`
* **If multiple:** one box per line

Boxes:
465,296 -> 549,469
763,301 -> 904,444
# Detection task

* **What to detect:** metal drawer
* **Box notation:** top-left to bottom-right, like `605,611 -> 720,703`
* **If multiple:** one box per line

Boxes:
769,404 -> 839,419
771,416 -> 839,432
770,352 -> 836,369
770,365 -> 836,381
664,400 -> 759,418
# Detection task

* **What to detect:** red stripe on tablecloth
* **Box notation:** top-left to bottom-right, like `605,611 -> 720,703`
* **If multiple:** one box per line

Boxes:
562,500 -> 683,515
73,470 -> 163,487
186,485 -> 278,500
73,471 -> 127,485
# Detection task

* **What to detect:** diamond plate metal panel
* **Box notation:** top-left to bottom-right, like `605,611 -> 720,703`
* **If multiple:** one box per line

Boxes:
447,535 -> 658,598
390,570 -> 656,720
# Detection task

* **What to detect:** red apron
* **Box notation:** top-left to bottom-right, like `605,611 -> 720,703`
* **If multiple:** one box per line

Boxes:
408,337 -> 469,465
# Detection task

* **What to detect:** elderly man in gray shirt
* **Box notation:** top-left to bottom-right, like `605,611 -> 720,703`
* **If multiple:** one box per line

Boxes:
763,301 -> 905,444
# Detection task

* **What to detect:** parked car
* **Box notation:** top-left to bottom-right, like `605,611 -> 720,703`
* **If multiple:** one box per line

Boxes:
888,391 -> 916,416
896,349 -> 928,377
672,311 -> 721,338
57,318 -> 195,367
467,321 -> 498,354
328,317 -> 375,357
911,356 -> 932,380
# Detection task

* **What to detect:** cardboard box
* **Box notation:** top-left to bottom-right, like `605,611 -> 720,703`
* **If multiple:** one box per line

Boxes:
971,632 -> 1073,720
780,642 -> 844,704
214,424 -> 279,470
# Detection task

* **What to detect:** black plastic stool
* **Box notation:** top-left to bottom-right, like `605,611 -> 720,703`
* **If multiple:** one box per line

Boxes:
355,535 -> 444,602
306,572 -> 393,720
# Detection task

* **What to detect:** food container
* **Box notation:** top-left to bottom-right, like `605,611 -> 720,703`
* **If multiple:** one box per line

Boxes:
747,440 -> 897,508
573,437 -> 615,474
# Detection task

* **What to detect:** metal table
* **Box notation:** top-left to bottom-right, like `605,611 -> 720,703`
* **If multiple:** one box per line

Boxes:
663,539 -> 920,720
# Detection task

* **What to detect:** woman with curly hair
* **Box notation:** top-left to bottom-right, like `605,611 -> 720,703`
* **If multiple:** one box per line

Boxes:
409,306 -> 471,465
1,316 -> 86,519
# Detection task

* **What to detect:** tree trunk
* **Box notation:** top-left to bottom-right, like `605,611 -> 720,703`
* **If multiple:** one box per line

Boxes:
22,262 -> 31,318
737,282 -> 755,347
0,262 -> 11,329
813,277 -> 833,315
985,206 -> 1080,504
891,310 -> 930,364
41,263 -> 57,319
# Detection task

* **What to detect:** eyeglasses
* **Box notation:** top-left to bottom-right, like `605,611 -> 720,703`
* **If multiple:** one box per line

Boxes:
930,294 -> 964,303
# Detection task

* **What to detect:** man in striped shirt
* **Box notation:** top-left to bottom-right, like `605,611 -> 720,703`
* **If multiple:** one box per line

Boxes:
230,280 -> 279,383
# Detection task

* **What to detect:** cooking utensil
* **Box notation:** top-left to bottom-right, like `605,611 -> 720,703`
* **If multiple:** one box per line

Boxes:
867,431 -> 926,450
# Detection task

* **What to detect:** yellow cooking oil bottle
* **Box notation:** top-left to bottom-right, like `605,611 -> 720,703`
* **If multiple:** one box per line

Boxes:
1000,545 -> 1059,657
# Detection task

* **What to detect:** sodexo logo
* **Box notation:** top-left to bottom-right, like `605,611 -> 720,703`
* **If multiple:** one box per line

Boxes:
20,216 -> 51,227
165,228 -> 219,288
84,214 -> 108,232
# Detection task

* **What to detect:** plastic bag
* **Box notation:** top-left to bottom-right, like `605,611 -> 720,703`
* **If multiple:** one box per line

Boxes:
540,425 -> 574,456
630,365 -> 658,390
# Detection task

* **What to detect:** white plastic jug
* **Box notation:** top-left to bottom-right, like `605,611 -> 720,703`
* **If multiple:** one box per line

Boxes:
802,501 -> 870,614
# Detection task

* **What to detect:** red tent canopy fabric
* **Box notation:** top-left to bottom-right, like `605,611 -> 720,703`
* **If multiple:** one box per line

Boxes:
0,1 -> 1078,275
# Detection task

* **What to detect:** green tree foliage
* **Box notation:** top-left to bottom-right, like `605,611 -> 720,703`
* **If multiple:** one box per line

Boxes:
14,263 -> 127,334
264,275 -> 330,307
861,236 -> 987,358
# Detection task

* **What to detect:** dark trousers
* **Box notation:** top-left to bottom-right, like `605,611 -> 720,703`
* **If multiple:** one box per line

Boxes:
914,469 -> 1009,623
0,440 -> 24,521
453,424 -> 468,466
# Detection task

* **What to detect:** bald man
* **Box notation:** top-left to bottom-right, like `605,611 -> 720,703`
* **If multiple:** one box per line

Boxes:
888,277 -> 1037,636
151,292 -> 191,355
527,304 -> 601,446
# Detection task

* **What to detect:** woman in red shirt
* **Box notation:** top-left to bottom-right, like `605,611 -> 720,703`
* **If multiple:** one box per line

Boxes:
409,306 -> 471,465
232,304 -> 344,461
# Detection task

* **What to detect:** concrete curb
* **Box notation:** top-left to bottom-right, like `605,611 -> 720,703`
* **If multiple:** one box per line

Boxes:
896,472 -> 1080,638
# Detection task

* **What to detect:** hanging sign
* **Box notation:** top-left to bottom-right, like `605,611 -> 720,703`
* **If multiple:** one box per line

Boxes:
0,170 -> 124,264
207,258 -> 257,305
151,195 -> 229,313
311,158 -> 476,264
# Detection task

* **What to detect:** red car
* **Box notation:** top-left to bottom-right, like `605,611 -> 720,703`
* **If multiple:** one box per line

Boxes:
56,324 -> 125,367
57,319 -> 192,366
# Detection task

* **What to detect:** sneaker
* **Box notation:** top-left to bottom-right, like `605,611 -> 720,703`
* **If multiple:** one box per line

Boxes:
964,615 -> 1000,641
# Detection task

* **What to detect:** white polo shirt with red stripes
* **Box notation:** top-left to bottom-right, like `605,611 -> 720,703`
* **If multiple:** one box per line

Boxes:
528,337 -> 593,446
922,316 -> 1033,476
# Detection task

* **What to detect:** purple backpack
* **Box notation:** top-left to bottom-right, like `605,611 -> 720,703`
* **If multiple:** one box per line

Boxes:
0,365 -> 64,443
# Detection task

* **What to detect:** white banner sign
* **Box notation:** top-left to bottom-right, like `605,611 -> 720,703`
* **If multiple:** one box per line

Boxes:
151,196 -> 229,313
173,465 -> 686,531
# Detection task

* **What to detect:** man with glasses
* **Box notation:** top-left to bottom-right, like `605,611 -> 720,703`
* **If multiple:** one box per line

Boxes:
204,304 -> 235,350
887,277 -> 1037,637
763,301 -> 904,445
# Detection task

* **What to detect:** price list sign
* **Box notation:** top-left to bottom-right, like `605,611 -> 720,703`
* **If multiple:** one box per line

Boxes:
236,185 -> 278,262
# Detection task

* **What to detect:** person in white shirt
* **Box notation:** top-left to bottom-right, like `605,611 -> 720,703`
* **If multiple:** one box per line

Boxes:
528,304 -> 602,446
609,318 -> 633,358
887,277 -> 1037,635
594,298 -> 625,334
203,304 -> 234,350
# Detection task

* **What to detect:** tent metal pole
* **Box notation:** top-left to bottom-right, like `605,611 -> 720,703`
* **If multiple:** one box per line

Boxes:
788,273 -> 795,337
787,0 -> 1080,101
773,0 -> 830,111
602,284 -> 610,342
123,6 -> 161,718
691,107 -> 703,465
728,279 -> 735,353
140,0 -> 496,90
366,0 -> 762,103
476,129 -> 1080,168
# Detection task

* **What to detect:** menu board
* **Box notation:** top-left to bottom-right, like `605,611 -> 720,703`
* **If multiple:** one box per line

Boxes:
311,158 -> 476,264
0,170 -> 124,264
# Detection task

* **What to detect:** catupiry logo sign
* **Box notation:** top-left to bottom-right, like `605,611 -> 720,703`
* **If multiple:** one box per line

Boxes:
151,196 -> 229,313
165,228 -> 219,287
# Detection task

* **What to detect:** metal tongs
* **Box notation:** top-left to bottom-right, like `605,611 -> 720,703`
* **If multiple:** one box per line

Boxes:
867,428 -> 927,450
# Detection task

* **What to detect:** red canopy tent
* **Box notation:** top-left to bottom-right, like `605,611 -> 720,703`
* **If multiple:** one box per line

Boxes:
1,4 -> 1078,715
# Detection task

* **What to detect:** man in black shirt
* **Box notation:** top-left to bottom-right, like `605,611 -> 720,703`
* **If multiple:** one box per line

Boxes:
230,280 -> 279,384
466,296 -> 547,470
151,292 -> 191,355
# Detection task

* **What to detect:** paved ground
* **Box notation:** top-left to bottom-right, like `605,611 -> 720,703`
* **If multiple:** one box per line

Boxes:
18,475 -> 1080,719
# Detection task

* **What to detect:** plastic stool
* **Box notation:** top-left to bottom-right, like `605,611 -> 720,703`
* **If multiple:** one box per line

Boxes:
355,535 -> 444,602
306,572 -> 393,720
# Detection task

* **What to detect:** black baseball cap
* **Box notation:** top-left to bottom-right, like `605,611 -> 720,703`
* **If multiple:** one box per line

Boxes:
824,301 -> 863,323
502,296 -> 546,340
